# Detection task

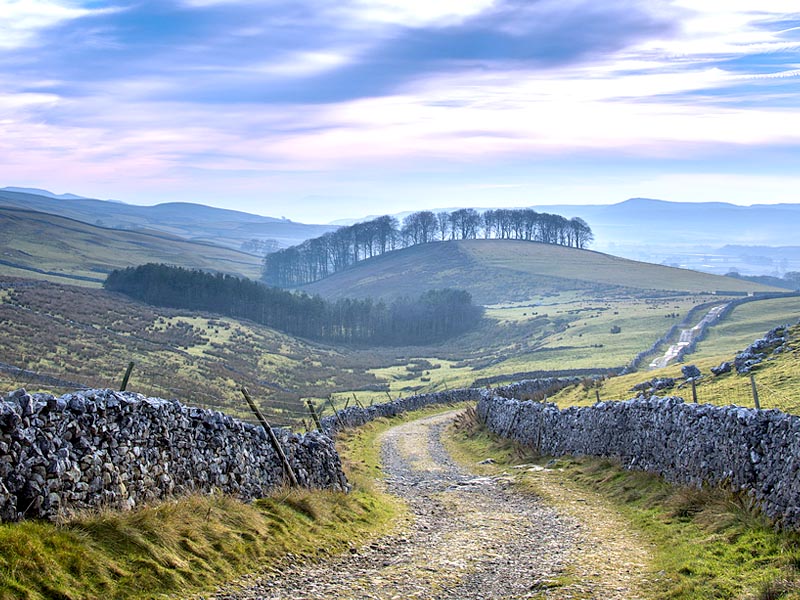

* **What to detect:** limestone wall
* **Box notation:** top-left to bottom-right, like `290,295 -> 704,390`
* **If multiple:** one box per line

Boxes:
0,388 -> 347,522
477,391 -> 800,528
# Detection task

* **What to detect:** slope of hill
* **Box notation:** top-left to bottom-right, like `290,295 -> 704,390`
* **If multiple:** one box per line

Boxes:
0,207 -> 263,284
0,189 -> 335,250
550,316 -> 800,415
0,278 -> 384,425
301,239 -> 783,304
338,199 -> 800,276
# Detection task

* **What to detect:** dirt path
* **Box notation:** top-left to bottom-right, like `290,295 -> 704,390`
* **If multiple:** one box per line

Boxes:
203,411 -> 650,599
649,303 -> 728,369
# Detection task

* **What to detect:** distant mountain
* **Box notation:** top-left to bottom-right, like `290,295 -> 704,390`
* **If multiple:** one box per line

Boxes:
1,187 -> 88,200
302,239 -> 781,304
0,188 -> 336,251
0,207 -> 263,284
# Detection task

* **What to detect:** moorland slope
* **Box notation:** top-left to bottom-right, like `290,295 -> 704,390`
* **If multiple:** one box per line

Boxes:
0,207 -> 263,284
302,239 -> 782,304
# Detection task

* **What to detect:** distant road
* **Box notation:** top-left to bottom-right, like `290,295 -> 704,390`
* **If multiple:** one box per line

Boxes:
649,304 -> 728,369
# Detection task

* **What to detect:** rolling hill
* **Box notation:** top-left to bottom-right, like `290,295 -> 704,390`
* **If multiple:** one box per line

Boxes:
0,207 -> 264,284
301,239 -> 783,304
0,188 -> 335,251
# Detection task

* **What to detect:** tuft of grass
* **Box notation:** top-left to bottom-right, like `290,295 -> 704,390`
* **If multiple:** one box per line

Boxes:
446,413 -> 800,600
0,488 -> 397,600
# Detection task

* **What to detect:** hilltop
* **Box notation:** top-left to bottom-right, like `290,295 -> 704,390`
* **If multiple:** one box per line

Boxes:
301,239 -> 782,304
0,207 -> 263,284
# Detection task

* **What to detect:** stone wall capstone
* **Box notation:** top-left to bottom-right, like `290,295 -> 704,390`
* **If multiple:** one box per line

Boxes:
0,388 -> 347,522
477,391 -> 800,528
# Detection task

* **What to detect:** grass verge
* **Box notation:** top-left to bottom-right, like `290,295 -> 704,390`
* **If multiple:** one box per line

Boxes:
0,486 -> 396,600
445,407 -> 800,600
0,401 -> 469,599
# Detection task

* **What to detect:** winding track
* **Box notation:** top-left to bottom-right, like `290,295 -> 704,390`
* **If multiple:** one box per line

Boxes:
202,411 -> 649,599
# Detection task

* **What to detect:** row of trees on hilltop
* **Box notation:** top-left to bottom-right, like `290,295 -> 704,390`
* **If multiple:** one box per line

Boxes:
105,264 -> 483,345
263,208 -> 593,287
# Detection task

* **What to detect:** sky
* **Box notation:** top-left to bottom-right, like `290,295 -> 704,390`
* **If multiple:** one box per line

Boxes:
1,1 -> 800,223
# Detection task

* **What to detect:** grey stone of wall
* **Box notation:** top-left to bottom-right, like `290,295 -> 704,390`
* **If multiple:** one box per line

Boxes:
477,391 -> 800,528
0,388 -> 347,523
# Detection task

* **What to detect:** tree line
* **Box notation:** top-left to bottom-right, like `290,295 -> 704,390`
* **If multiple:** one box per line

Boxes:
262,208 -> 593,287
105,264 -> 483,345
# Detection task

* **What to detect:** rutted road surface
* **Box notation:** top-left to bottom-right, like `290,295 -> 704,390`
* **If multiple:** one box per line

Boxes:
204,411 -> 650,599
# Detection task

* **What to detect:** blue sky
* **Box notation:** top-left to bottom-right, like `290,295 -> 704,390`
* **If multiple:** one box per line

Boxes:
1,0 -> 799,223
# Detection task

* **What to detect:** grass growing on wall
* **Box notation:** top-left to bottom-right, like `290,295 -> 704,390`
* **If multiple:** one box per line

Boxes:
446,411 -> 800,600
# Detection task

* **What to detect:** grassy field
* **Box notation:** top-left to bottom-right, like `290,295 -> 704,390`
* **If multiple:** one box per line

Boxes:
550,319 -> 800,414
694,296 -> 800,356
447,415 -> 800,599
4,274 -> 795,424
303,239 -> 779,304
0,207 -> 262,284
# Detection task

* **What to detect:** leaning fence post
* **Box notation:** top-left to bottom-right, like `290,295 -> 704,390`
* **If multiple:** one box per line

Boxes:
305,399 -> 323,431
352,393 -> 364,409
750,374 -> 761,410
241,387 -> 299,487
328,395 -> 345,429
119,361 -> 135,392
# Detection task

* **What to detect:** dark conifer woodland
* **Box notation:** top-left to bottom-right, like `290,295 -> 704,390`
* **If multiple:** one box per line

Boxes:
262,208 -> 593,287
105,264 -> 483,345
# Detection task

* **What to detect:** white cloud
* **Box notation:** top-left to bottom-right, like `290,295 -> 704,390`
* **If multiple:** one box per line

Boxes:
347,0 -> 496,27
638,2 -> 800,59
0,0 -> 115,49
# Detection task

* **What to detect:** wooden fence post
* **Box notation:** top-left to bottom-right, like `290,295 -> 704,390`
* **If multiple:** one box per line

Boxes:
352,393 -> 364,409
305,399 -> 323,431
750,374 -> 761,410
327,395 -> 345,429
691,379 -> 698,404
595,389 -> 600,403
241,387 -> 299,487
119,361 -> 135,392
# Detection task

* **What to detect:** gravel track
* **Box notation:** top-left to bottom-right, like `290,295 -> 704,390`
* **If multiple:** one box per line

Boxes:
201,411 -> 646,599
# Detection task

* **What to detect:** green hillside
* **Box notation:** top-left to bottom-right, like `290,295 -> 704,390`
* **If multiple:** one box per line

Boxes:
551,316 -> 800,415
0,207 -> 263,285
302,239 -> 780,304
0,189 -> 335,251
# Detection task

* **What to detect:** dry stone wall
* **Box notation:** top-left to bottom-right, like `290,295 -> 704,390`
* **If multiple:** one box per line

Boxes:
320,388 -> 482,435
477,391 -> 800,528
0,388 -> 347,523
320,379 -> 578,436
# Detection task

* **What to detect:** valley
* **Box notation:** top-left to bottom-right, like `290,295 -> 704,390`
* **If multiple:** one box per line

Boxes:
2,194 -> 800,600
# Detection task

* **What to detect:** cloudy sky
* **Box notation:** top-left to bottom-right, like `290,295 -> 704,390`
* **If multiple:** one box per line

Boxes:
1,1 -> 799,222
